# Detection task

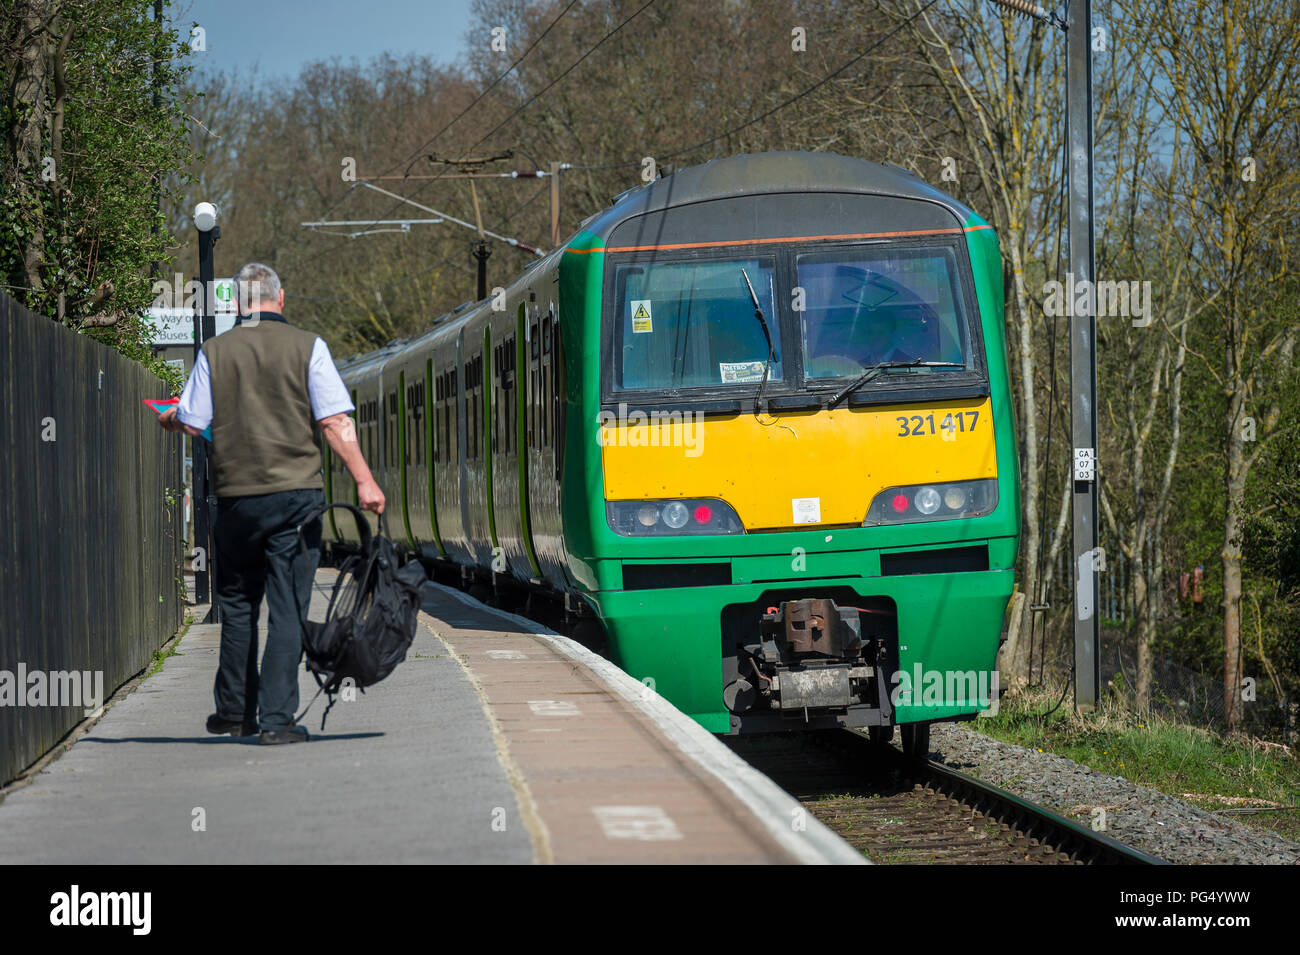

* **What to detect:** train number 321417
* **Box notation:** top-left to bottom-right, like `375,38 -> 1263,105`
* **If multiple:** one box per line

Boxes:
896,410 -> 979,437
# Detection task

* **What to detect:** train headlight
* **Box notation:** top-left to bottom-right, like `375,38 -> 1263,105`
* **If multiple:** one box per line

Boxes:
863,479 -> 998,525
607,499 -> 744,536
662,502 -> 690,529
914,486 -> 941,515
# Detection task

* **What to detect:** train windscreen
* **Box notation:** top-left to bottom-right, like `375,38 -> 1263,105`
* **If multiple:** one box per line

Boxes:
611,256 -> 780,391
796,246 -> 970,380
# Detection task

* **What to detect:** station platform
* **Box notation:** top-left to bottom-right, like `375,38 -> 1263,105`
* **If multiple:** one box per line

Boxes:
0,572 -> 864,865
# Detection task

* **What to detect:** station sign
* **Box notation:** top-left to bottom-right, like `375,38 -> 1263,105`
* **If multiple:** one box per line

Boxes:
146,278 -> 238,346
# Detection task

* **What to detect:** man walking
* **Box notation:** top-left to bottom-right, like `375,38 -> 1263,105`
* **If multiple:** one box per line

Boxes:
160,262 -> 384,744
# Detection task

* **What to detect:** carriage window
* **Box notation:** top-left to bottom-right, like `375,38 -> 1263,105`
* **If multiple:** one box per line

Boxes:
796,246 -> 969,380
611,256 -> 780,391
503,336 -> 515,452
386,392 -> 396,468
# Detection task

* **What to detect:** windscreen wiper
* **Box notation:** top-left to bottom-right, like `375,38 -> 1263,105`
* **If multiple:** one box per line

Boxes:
740,268 -> 777,413
826,359 -> 965,409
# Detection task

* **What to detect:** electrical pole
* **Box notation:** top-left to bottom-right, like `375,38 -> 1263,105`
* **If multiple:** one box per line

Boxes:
986,0 -> 1097,710
1065,0 -> 1100,711
550,160 -> 562,248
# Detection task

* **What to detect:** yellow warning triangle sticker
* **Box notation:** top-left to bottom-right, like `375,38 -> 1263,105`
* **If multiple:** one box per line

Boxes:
633,303 -> 650,319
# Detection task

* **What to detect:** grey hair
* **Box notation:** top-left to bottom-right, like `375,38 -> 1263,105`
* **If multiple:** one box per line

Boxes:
233,262 -> 282,312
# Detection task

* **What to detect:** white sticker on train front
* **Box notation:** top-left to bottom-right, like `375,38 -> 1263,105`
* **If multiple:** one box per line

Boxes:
792,497 -> 821,524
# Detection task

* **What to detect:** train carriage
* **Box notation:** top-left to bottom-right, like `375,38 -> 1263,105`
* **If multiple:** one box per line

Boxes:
322,151 -> 1020,745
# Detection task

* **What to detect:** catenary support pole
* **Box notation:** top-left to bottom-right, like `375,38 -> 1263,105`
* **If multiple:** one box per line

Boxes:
550,161 -> 562,248
1066,0 -> 1099,710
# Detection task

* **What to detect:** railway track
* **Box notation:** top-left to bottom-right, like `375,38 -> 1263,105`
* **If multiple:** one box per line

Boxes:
726,729 -> 1165,865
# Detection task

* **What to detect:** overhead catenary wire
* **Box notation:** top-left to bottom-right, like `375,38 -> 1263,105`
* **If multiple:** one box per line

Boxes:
386,0 -> 584,180
566,0 -> 943,171
355,180 -> 545,255
294,0 -> 583,238
284,0 -> 653,275
295,0 -> 948,310
286,0 -> 660,276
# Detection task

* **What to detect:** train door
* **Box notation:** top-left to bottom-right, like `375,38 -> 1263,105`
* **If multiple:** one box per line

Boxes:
397,368 -> 415,549
456,331 -> 473,561
526,301 -> 567,586
384,379 -> 398,535
514,303 -> 543,580
434,349 -> 464,561
424,357 -> 444,556
481,326 -> 497,558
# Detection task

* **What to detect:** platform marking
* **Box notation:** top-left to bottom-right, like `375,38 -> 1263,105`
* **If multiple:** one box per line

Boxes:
528,700 -> 580,716
486,649 -> 527,660
593,806 -> 683,841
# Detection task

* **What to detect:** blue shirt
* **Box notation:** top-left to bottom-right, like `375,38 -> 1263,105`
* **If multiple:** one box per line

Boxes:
176,315 -> 354,431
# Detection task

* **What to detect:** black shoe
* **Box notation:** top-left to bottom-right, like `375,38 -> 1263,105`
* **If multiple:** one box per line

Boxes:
260,726 -> 310,745
206,713 -> 258,736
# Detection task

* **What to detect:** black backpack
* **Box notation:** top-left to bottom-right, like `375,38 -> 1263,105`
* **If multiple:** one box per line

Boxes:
295,503 -> 428,728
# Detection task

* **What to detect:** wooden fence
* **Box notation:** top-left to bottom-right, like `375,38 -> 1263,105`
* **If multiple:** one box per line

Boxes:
0,291 -> 184,785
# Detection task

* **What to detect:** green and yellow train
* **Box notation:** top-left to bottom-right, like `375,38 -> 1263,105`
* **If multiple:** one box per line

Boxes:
323,151 -> 1020,749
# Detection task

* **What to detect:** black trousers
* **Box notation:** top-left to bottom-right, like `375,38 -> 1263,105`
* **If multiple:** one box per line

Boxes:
212,488 -> 324,731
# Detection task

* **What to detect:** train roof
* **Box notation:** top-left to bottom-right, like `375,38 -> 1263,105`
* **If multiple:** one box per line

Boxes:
581,150 -> 975,242
336,339 -> 407,378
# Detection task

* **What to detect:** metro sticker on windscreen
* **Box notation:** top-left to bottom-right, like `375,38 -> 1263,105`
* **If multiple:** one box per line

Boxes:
719,361 -> 766,384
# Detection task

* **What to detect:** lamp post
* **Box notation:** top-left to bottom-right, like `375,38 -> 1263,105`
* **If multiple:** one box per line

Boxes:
194,201 -> 220,623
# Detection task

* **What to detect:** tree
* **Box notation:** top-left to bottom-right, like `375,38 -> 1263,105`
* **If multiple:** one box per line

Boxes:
1,0 -> 194,368
883,1 -> 1068,681
1146,0 -> 1300,728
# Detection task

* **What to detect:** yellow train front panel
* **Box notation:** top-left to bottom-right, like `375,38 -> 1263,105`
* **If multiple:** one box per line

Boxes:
600,397 -> 997,531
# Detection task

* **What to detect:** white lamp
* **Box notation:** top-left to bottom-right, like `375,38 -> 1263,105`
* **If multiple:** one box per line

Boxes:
193,201 -> 218,232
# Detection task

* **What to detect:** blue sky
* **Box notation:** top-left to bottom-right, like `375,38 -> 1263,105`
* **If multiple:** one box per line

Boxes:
173,0 -> 476,83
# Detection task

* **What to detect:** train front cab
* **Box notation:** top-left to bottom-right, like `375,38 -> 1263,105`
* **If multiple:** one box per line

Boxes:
568,206 -> 1020,736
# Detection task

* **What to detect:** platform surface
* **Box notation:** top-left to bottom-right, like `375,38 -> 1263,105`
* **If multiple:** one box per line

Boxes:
0,573 -> 864,865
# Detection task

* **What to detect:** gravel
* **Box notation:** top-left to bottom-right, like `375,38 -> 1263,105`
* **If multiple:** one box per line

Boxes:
928,722 -> 1300,865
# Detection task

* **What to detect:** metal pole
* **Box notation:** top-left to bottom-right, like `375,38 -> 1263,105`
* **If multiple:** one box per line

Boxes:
473,242 -> 491,301
196,224 -> 220,623
1066,0 -> 1099,710
550,160 -> 561,248
191,269 -> 207,608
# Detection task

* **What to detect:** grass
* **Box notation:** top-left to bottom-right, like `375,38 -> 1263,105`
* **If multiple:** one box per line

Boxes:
145,617 -> 190,678
970,683 -> 1300,842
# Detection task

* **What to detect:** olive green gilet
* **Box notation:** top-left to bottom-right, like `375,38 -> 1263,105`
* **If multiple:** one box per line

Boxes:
202,317 -> 324,498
